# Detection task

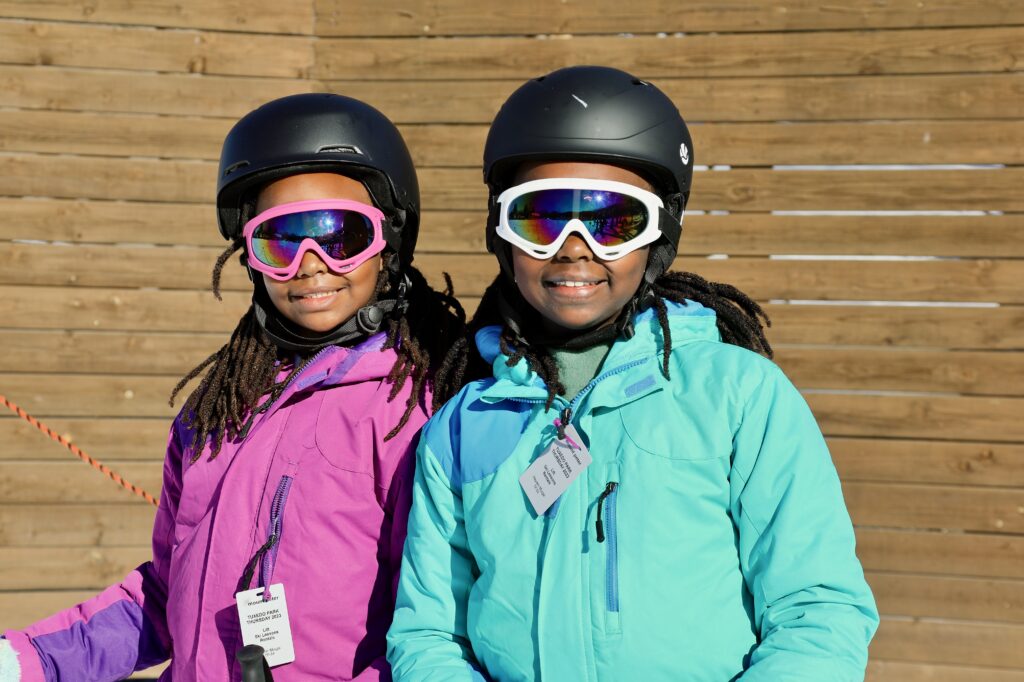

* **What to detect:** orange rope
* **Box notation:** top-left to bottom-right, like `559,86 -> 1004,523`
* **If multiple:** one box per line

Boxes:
1,394 -> 159,507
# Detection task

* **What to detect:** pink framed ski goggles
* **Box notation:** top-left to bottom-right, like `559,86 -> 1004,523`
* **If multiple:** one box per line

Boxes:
242,199 -> 387,281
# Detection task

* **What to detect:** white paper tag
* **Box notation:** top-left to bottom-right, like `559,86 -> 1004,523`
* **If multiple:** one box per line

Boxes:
235,583 -> 295,667
519,424 -> 592,515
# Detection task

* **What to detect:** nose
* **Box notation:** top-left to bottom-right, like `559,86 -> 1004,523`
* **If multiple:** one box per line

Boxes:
553,231 -> 594,262
295,248 -> 328,277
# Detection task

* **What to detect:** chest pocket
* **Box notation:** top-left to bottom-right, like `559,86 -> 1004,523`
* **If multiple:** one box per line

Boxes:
313,386 -> 374,474
617,391 -> 733,461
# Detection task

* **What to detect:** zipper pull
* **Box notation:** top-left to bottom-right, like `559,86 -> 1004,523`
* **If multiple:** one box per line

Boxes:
555,406 -> 572,440
595,481 -> 618,543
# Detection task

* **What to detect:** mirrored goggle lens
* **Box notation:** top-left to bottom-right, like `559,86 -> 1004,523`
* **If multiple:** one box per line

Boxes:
250,209 -> 375,268
506,188 -> 649,247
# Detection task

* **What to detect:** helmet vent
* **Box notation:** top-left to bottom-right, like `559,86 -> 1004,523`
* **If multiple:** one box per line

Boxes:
223,160 -> 249,177
317,144 -> 363,155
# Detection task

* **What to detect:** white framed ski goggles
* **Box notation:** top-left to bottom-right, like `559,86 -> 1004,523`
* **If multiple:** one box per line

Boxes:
495,178 -> 665,260
242,199 -> 387,281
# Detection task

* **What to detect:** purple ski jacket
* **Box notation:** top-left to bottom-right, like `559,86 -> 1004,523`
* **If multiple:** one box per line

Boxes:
3,335 -> 423,681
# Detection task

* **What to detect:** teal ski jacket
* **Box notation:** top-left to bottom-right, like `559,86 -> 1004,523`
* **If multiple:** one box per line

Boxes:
388,301 -> 878,681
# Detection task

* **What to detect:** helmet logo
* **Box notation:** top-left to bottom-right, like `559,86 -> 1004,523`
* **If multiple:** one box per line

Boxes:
317,144 -> 363,155
571,94 -> 589,108
679,143 -> 690,165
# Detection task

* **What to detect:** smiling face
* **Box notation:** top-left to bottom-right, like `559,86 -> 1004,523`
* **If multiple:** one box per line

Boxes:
510,161 -> 651,336
256,172 -> 382,335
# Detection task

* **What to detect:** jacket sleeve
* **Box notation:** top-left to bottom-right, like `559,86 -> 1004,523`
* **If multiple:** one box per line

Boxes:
730,364 -> 879,680
386,418 -> 489,681
1,423 -> 184,682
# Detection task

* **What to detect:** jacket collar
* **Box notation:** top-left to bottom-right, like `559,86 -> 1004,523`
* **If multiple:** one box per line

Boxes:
287,333 -> 394,390
475,300 -> 718,405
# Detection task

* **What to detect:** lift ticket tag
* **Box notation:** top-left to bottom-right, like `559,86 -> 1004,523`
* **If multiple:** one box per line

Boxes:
235,583 -> 296,667
520,424 -> 592,515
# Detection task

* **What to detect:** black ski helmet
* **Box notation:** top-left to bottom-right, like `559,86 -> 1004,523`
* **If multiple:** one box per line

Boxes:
483,66 -> 693,286
217,92 -> 419,269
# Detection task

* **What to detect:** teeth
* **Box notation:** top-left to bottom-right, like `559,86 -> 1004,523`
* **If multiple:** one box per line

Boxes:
552,281 -> 597,287
300,291 -> 335,299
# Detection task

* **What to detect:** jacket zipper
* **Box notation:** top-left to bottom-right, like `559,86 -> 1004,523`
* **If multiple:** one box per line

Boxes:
563,357 -> 649,428
595,481 -> 620,612
238,347 -> 334,440
260,474 -> 293,600
510,356 -> 651,428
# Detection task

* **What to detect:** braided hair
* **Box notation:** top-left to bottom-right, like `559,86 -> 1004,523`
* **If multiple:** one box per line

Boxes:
170,241 -> 464,461
433,270 -> 770,410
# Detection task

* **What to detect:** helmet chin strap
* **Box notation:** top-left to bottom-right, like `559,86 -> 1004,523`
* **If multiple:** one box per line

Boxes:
251,273 -> 410,353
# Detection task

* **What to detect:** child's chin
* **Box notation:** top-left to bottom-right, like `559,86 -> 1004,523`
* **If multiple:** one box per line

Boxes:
540,308 -> 619,334
288,310 -> 354,336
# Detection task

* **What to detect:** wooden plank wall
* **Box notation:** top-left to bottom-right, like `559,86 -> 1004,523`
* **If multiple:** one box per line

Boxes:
1,1 -> 1022,678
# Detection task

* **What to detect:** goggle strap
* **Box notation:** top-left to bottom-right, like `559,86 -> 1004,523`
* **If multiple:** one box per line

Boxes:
644,207 -> 682,285
656,206 -> 682,252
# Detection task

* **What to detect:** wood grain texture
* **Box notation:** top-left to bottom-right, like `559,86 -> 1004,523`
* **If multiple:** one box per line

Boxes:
0,504 -> 156,547
315,27 -> 1024,80
857,529 -> 1024,580
0,110 -> 230,161
0,462 -> 163,504
0,64 -> 316,118
867,660 -> 1024,681
676,214 -> 1024,258
0,417 -> 171,461
688,120 -> 1024,166
808,394 -> 1024,442
0,330 -> 224,375
0,197 -> 218,245
0,546 -> 151,590
871,618 -> 1024,668
0,0 -> 315,33
0,18 -> 315,78
762,304 -> 1024,351
314,0 -> 1024,36
830,439 -> 1024,487
845,481 -> 1024,533
868,571 -> 1024,624
0,285 -> 250,332
775,347 -> 1024,396
0,373 -> 190,418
